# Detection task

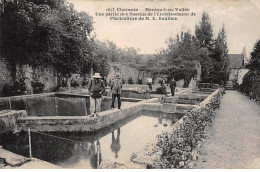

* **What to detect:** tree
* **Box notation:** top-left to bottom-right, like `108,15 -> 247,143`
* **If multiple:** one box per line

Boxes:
0,0 -> 94,78
240,39 -> 260,102
248,39 -> 260,70
195,12 -> 214,50
209,25 -> 229,84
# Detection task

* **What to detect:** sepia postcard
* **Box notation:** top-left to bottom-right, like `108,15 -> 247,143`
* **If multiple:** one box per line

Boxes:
0,0 -> 260,170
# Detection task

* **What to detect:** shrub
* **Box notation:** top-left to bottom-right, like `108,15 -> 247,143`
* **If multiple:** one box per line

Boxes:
81,79 -> 89,86
50,85 -> 60,92
31,80 -> 45,94
59,78 -> 68,87
239,70 -> 260,103
122,78 -> 125,85
156,86 -> 167,94
138,78 -> 143,85
1,78 -> 26,97
128,77 -> 133,84
154,88 -> 224,169
70,80 -> 80,87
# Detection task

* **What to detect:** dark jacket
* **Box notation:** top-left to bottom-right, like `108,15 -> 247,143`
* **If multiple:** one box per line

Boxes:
169,80 -> 176,88
88,79 -> 105,98
110,79 -> 122,94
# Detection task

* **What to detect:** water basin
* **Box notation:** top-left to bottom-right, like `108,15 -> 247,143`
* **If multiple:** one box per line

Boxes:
0,111 -> 183,168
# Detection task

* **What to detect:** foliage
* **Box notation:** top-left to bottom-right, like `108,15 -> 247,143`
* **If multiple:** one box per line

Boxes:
91,40 -> 111,77
138,78 -> 143,85
195,12 -> 214,50
247,39 -> 260,70
154,88 -> 224,168
1,78 -> 27,97
195,14 -> 229,84
128,77 -> 134,84
92,40 -> 141,76
156,86 -> 167,94
239,39 -> 260,103
122,78 -> 125,84
81,78 -> 89,86
31,80 -> 45,94
70,80 -> 80,87
1,0 -> 94,77
239,70 -> 260,103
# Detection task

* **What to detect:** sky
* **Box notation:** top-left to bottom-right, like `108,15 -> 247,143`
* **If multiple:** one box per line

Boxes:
68,0 -> 260,57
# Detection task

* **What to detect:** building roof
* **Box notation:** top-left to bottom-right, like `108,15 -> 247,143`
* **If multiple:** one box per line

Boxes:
228,54 -> 244,68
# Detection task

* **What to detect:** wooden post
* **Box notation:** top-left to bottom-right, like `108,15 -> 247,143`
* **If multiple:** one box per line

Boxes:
28,128 -> 32,159
9,97 -> 11,110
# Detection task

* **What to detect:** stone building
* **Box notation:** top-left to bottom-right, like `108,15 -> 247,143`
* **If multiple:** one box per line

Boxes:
226,47 -> 250,89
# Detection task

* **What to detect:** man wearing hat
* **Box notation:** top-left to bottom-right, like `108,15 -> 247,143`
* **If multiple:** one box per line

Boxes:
169,78 -> 177,96
88,73 -> 105,117
110,74 -> 122,110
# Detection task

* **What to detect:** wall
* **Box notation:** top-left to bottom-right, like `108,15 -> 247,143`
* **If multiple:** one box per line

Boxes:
0,57 -> 58,94
0,110 -> 27,133
237,68 -> 249,85
32,66 -> 58,91
176,79 -> 185,87
188,78 -> 197,90
16,64 -> 58,92
107,63 -> 139,84
194,61 -> 202,82
0,58 -> 13,91
228,68 -> 238,81
17,98 -> 157,132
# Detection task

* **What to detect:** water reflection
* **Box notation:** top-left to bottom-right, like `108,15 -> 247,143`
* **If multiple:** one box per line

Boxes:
110,129 -> 121,158
58,139 -> 102,168
158,114 -> 163,124
89,140 -> 102,169
0,111 -> 183,169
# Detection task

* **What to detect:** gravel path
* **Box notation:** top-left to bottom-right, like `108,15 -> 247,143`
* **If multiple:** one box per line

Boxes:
195,90 -> 260,169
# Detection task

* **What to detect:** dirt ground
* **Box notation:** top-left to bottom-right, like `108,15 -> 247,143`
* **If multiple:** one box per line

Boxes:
195,90 -> 260,169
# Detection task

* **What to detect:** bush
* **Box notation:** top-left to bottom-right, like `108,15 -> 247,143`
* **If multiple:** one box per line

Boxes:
156,86 -> 167,94
128,77 -> 133,84
138,78 -> 143,85
81,79 -> 89,86
239,70 -> 260,103
59,78 -> 68,87
1,78 -> 26,97
122,78 -> 125,85
154,88 -> 224,169
32,80 -> 45,94
50,85 -> 60,92
70,80 -> 80,87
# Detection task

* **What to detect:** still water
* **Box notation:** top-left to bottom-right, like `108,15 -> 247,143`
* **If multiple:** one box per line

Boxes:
0,96 -> 137,116
0,111 -> 183,168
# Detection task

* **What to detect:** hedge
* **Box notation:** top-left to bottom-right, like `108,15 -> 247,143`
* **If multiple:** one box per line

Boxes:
153,88 -> 224,168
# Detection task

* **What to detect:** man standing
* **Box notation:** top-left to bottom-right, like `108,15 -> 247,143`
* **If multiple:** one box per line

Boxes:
111,74 -> 122,109
147,78 -> 153,92
88,73 -> 105,117
169,78 -> 177,96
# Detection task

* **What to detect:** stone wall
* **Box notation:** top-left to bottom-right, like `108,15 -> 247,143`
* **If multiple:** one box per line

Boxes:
107,63 -> 139,84
237,68 -> 249,85
17,98 -> 157,132
32,66 -> 58,91
0,57 -> 58,94
0,58 -> 13,91
229,68 -> 238,81
16,64 -> 58,93
0,110 -> 27,133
